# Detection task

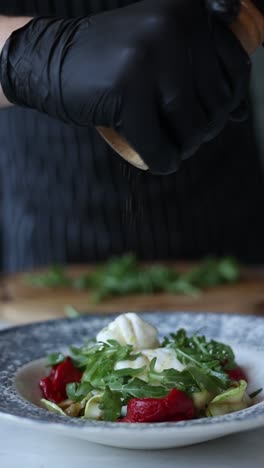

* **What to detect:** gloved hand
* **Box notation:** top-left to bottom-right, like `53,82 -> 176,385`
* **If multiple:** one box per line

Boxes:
206,0 -> 264,19
0,0 -> 251,174
205,0 -> 241,23
207,0 -> 264,54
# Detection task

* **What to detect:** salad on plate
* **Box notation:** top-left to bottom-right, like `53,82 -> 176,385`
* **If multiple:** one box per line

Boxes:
39,313 -> 260,423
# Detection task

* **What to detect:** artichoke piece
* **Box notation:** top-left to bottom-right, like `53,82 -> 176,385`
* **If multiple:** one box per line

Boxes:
206,380 -> 251,417
41,399 -> 66,416
83,394 -> 104,420
192,389 -> 213,412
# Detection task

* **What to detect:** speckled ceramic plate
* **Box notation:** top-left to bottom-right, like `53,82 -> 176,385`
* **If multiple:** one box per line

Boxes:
0,312 -> 264,450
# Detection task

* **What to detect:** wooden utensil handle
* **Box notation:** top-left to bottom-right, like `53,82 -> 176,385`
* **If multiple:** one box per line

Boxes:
96,126 -> 148,170
230,0 -> 264,54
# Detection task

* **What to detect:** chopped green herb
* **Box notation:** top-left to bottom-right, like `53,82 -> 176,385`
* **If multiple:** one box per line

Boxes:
64,305 -> 81,318
149,358 -> 228,395
99,386 -> 123,421
26,254 -> 241,303
26,265 -> 71,288
65,331 -> 231,401
66,382 -> 93,402
109,378 -> 168,399
46,352 -> 66,367
249,388 -> 263,399
162,329 -> 236,371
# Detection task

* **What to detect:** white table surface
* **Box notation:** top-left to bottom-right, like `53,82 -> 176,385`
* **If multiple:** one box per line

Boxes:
1,322 -> 264,468
0,422 -> 263,468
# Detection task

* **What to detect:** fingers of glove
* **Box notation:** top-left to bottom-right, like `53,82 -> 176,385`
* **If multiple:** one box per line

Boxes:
155,4 -> 233,155
161,84 -> 233,159
188,6 -> 235,117
158,62 -> 210,159
162,95 -> 209,161
117,82 -> 181,175
161,62 -> 232,154
211,20 -> 251,112
229,99 -> 249,121
186,21 -> 238,137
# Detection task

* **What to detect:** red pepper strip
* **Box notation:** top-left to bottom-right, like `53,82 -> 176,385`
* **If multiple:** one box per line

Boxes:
39,377 -> 64,404
119,389 -> 195,423
49,366 -> 57,380
39,357 -> 83,404
52,357 -> 82,395
226,366 -> 248,382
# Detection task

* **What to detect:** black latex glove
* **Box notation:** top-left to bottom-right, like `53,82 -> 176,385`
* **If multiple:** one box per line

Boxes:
206,0 -> 264,20
205,0 -> 241,23
0,0 -> 250,174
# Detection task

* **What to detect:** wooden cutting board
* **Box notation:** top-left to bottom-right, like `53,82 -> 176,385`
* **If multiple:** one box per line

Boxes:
0,264 -> 264,324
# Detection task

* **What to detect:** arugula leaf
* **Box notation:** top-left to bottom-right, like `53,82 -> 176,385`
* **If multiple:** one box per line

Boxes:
148,357 -> 228,396
166,279 -> 200,296
64,306 -> 81,318
82,355 -> 114,388
106,340 -> 141,361
160,329 -> 233,395
187,365 -> 229,395
109,366 -> 147,379
46,352 -> 66,367
249,388 -> 263,399
174,348 -> 219,370
99,386 -> 123,421
110,378 -> 168,399
173,349 -> 230,390
72,274 -> 94,290
26,265 -> 71,288
149,358 -> 199,393
66,382 -> 93,402
70,340 -> 143,390
162,329 -> 236,371
26,255 -> 240,303
70,340 -> 136,371
180,257 -> 240,288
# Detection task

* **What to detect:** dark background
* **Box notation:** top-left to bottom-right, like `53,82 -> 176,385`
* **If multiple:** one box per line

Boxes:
251,50 -> 264,167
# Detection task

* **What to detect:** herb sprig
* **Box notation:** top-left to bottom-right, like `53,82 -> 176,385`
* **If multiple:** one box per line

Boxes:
161,329 -> 236,371
27,254 -> 240,303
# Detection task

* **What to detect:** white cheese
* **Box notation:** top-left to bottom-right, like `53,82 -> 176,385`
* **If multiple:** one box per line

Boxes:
114,355 -> 149,382
97,314 -> 184,382
142,348 -> 184,373
115,347 -> 184,383
96,313 -> 160,351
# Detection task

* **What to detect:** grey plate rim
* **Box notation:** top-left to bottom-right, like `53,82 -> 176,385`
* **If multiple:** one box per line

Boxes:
1,311 -> 264,432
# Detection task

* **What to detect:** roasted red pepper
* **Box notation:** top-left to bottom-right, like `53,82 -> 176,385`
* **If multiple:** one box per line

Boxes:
226,366 -> 248,382
39,357 -> 82,403
39,376 -> 63,404
52,357 -> 82,395
119,389 -> 195,423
